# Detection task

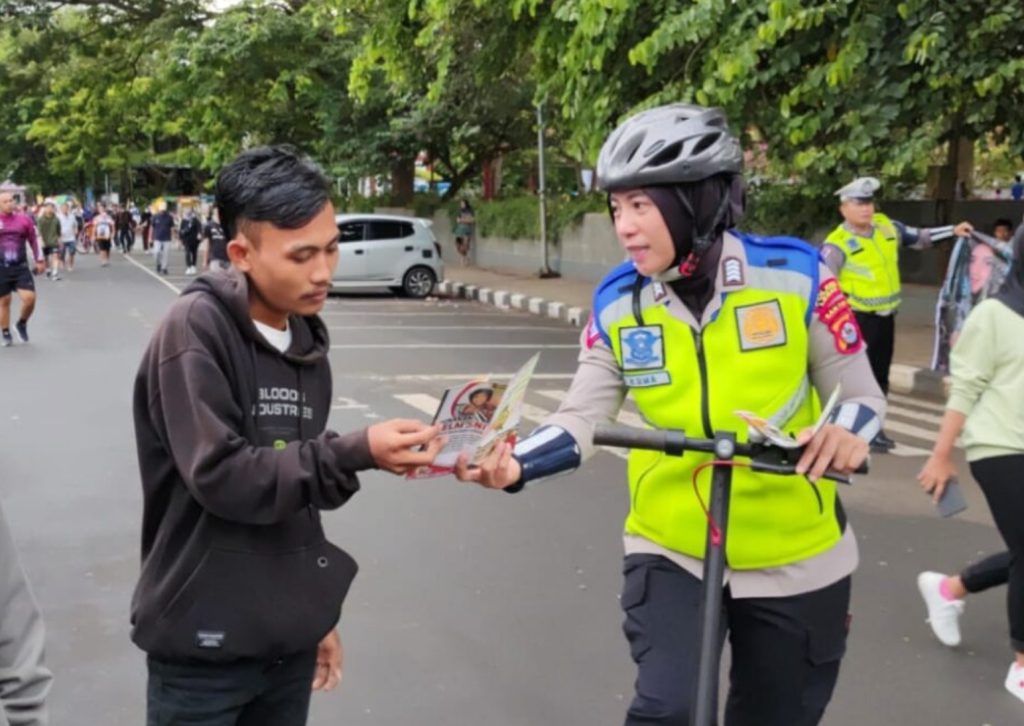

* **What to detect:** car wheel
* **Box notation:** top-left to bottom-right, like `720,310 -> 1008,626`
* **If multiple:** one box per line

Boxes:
402,266 -> 436,299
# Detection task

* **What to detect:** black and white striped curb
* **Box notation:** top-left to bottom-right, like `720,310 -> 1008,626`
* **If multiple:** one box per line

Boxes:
436,280 -> 589,328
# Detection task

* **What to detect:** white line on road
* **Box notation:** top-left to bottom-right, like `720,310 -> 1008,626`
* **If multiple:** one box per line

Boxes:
889,442 -> 933,457
883,418 -> 940,443
536,389 -> 650,429
888,392 -> 946,414
393,394 -> 443,417
331,344 -> 578,349
886,403 -> 944,427
123,253 -> 181,294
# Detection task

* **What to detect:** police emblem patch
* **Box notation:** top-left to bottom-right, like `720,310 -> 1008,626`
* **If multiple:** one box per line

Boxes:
619,325 -> 665,370
735,300 -> 787,351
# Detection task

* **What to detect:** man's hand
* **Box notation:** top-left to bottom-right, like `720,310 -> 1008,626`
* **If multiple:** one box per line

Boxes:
367,419 -> 444,475
917,453 -> 957,503
33,260 -> 45,275
953,221 -> 974,238
795,423 -> 868,482
312,629 -> 342,692
453,438 -> 522,490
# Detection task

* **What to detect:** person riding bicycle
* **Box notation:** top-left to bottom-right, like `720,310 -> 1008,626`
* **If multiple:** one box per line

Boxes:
455,103 -> 885,725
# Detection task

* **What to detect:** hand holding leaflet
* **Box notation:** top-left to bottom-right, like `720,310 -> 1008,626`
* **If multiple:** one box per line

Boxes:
406,354 -> 539,479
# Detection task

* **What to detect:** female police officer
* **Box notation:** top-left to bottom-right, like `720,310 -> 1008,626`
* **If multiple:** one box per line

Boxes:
455,104 -> 885,725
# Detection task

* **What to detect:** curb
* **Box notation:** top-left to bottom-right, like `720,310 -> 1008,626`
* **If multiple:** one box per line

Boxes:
437,279 -> 946,401
436,280 -> 589,328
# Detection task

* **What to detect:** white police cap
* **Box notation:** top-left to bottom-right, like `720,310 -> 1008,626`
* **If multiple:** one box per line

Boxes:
835,176 -> 881,200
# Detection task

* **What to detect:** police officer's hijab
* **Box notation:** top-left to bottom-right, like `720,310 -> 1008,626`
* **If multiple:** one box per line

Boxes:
994,222 -> 1024,318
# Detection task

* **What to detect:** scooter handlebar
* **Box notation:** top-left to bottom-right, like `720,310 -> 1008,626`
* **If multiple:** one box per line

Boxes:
592,423 -> 868,484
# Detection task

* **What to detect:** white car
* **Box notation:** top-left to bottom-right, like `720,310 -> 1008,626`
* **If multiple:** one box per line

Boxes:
332,213 -> 444,298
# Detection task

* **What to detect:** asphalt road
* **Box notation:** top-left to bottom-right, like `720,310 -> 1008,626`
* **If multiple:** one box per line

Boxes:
0,248 -> 1018,725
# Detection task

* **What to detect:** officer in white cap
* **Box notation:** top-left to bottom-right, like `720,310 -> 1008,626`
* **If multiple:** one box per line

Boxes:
822,176 -> 972,452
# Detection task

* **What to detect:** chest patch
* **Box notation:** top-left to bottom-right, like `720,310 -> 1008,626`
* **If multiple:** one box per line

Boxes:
735,300 -> 787,351
619,325 -> 665,370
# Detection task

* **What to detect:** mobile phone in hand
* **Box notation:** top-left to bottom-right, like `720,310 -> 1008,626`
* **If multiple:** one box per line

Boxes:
936,477 -> 968,518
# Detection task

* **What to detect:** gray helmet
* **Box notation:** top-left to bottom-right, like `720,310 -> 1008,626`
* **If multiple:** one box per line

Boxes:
596,104 -> 743,191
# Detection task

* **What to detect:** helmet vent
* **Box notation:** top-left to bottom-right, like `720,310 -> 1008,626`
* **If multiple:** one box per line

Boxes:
623,133 -> 646,164
691,133 -> 721,156
648,141 -> 684,168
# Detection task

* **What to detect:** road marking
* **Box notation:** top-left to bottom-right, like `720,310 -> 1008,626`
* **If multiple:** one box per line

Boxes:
888,392 -> 945,414
536,389 -> 649,429
394,394 -> 442,417
883,418 -> 939,443
331,344 -> 578,349
332,396 -> 370,410
886,403 -> 944,427
889,442 -> 932,457
123,253 -> 181,294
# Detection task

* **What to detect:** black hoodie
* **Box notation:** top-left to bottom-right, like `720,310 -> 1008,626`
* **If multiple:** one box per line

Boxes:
130,267 -> 373,662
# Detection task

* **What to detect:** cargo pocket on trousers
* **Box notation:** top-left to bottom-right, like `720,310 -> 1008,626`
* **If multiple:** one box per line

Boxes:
801,610 -> 849,716
621,555 -> 654,663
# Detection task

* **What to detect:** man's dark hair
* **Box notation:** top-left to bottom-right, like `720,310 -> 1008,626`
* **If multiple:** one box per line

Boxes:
993,218 -> 1014,233
215,145 -> 331,241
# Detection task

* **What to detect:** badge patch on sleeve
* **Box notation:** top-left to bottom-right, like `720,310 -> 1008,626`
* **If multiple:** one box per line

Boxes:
619,325 -> 665,370
584,313 -> 602,350
735,300 -> 787,351
816,279 -> 863,354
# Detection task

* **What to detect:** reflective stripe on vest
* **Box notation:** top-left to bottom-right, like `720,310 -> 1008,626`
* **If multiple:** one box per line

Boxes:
604,274 -> 841,570
825,213 -> 901,313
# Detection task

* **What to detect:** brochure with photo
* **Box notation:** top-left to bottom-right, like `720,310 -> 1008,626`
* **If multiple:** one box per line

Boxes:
407,353 -> 540,479
734,384 -> 843,449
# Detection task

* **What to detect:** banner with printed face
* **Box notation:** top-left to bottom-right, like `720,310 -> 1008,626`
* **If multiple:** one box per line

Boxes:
932,231 -> 1013,372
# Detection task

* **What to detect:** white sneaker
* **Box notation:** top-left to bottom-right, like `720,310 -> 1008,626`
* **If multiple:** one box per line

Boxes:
1004,662 -> 1024,703
917,571 -> 965,646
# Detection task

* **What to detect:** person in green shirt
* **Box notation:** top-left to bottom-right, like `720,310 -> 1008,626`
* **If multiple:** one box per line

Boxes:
918,222 -> 1024,707
36,203 -> 61,281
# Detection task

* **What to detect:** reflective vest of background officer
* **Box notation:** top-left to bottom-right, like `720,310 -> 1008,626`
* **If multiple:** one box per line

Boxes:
455,104 -> 886,726
822,177 -> 972,452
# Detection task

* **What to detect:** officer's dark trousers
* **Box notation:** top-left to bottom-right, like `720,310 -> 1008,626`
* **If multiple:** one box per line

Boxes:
621,554 -> 850,726
146,649 -> 316,726
853,311 -> 895,395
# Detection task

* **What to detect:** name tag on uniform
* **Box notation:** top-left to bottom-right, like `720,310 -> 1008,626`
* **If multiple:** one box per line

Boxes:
623,371 -> 672,388
619,325 -> 665,370
735,300 -> 787,351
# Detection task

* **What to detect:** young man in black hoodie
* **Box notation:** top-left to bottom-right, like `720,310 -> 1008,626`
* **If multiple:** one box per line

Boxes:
132,145 -> 443,726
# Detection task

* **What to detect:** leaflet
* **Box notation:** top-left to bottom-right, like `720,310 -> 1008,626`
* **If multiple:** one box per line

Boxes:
734,383 -> 842,449
407,353 -> 540,479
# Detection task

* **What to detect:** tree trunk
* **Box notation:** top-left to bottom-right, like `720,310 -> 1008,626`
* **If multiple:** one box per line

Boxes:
390,156 -> 415,205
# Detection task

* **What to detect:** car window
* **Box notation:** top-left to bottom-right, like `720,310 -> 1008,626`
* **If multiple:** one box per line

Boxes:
366,221 -> 415,240
338,222 -> 365,242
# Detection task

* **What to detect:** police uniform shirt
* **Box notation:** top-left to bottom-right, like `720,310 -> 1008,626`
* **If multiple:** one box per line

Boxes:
539,233 -> 886,598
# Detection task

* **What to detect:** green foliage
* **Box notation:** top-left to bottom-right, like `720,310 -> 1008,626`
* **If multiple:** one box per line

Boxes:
476,195 -> 541,241
474,192 -> 606,242
742,182 -> 837,241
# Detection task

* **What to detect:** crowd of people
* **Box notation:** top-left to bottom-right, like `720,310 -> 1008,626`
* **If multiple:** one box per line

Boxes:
0,193 -> 231,348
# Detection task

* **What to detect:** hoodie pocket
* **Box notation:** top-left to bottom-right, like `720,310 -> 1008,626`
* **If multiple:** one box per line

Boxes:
153,540 -> 357,661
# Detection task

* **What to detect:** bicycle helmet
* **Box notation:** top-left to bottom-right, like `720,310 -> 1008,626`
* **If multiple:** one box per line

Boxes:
596,104 -> 742,191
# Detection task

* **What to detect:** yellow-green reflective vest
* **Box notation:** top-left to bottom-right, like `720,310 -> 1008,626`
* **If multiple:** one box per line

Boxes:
825,213 -> 901,313
594,235 -> 842,569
